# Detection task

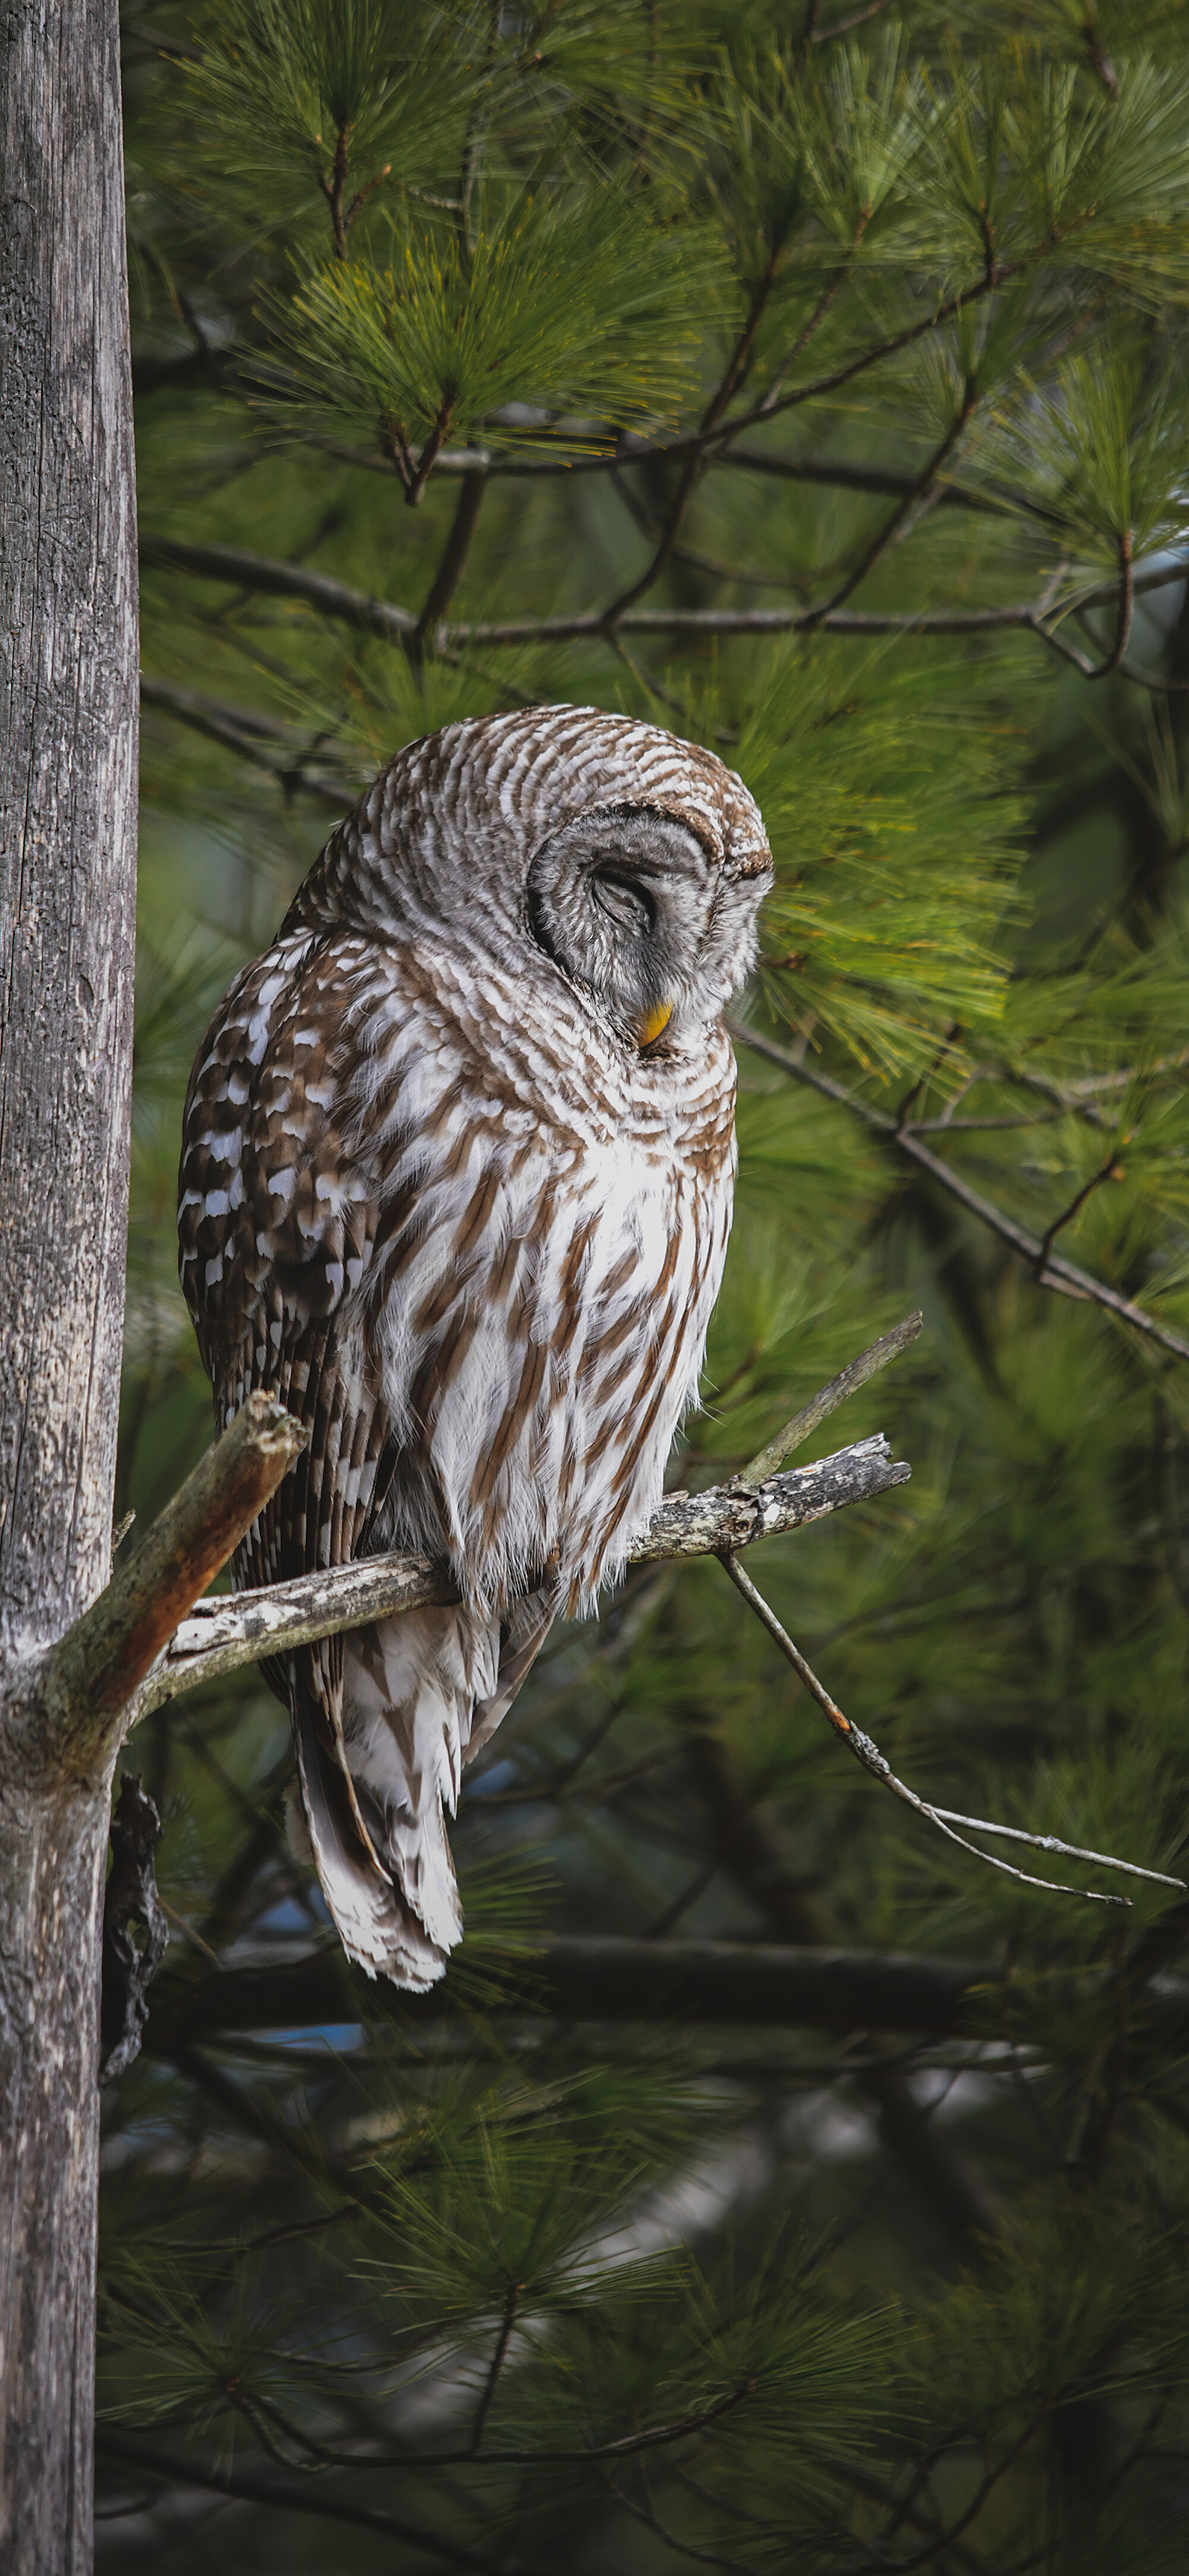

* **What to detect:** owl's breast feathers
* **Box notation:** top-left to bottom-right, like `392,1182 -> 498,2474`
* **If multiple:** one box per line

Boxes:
178,922 -> 737,1617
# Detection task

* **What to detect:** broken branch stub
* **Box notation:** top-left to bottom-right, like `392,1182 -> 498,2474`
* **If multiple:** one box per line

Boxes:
54,1391 -> 309,1730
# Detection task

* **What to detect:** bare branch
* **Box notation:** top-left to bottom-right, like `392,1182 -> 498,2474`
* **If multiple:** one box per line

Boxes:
95,2432 -> 534,2569
54,1392 -> 308,1728
140,532 -> 1189,667
732,1025 -> 1189,1366
140,535 -> 417,642
443,553 -> 1189,647
927,1808 -> 1181,1889
740,1312 -> 922,1483
146,1931 -> 1001,2046
315,438 -> 1047,524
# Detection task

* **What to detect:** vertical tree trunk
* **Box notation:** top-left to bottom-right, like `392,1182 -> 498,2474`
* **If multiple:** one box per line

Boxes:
0,2 -> 137,2565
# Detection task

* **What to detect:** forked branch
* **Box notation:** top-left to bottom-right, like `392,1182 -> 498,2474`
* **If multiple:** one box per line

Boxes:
732,1025 -> 1189,1366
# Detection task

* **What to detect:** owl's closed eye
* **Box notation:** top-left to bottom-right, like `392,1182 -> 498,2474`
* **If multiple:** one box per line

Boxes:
526,803 -> 752,1051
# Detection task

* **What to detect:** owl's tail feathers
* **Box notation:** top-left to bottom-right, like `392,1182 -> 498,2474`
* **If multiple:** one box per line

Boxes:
289,1595 -> 558,1994
290,1654 -> 453,1992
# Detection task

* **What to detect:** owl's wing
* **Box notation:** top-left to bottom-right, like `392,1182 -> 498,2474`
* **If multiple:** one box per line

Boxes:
178,929 -> 564,1986
180,929 -> 444,1981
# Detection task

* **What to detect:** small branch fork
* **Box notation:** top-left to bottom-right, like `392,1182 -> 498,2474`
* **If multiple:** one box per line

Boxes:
715,1316 -> 1184,1912
719,1551 -> 1180,1909
740,1311 -> 923,1484
732,1023 -> 1189,1368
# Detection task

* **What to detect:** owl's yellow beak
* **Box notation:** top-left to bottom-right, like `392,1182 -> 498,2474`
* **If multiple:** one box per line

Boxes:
638,1000 -> 672,1048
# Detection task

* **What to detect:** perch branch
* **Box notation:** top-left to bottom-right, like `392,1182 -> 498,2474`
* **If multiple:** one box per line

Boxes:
53,1392 -> 308,1729
731,1025 -> 1189,1366
138,1432 -> 909,1715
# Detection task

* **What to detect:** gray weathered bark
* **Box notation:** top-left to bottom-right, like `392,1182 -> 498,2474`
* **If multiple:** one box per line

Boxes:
0,4 -> 137,2563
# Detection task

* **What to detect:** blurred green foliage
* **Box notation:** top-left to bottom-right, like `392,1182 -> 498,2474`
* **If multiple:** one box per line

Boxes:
103,1 -> 1189,2565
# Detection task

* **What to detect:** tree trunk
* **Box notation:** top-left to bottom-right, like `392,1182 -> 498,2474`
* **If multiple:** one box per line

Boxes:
0,1 -> 137,2564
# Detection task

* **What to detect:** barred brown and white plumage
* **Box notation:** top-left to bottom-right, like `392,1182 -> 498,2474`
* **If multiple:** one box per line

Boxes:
178,706 -> 772,1988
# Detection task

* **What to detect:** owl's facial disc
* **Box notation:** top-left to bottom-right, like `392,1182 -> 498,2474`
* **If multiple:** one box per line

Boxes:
526,806 -> 726,1048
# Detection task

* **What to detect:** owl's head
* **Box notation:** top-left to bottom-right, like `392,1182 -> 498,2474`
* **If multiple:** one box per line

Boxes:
297,706 -> 773,1050
525,799 -> 765,1051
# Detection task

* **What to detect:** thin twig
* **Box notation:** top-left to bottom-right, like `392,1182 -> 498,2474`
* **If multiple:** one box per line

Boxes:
400,394 -> 457,507
413,466 -> 487,656
740,1312 -> 922,1483
603,226 -> 789,622
317,123 -> 351,257
803,385 -> 978,623
1035,1149 -> 1125,1279
1085,530 -> 1134,678
926,1812 -> 1182,1890
720,1551 -> 1179,1904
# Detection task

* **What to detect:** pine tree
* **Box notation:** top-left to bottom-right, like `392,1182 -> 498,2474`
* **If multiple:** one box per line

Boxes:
100,4 -> 1189,2565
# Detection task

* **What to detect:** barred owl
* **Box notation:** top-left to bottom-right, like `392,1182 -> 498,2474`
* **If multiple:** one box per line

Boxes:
178,707 -> 772,1988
